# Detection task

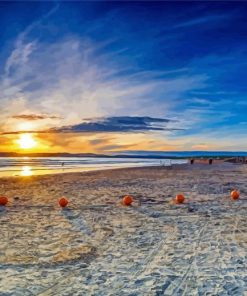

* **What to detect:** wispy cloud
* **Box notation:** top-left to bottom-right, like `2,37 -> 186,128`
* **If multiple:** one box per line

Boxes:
0,1 -> 209,135
12,113 -> 62,121
175,13 -> 232,29
4,4 -> 59,77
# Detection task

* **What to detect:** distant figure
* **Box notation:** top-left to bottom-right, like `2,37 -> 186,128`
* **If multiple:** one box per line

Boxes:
62,162 -> 64,167
209,159 -> 213,165
190,159 -> 194,165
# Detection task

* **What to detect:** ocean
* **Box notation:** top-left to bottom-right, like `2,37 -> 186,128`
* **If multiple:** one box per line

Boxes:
0,157 -> 187,177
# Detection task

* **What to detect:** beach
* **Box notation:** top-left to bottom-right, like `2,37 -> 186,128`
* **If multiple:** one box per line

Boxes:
0,162 -> 247,295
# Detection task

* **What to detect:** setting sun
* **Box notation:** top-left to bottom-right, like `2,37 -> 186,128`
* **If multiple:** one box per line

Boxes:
17,134 -> 37,149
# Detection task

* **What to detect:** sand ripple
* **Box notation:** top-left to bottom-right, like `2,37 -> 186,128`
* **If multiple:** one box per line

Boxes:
0,163 -> 246,295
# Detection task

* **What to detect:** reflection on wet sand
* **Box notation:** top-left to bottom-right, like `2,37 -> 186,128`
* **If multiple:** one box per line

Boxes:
0,157 -> 182,177
20,166 -> 33,176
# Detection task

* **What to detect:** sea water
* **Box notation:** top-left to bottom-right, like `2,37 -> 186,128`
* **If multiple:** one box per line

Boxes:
0,157 -> 187,177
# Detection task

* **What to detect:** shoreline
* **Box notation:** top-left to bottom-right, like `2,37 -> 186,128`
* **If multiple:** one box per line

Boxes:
0,164 -> 166,179
0,158 -> 238,179
0,161 -> 188,179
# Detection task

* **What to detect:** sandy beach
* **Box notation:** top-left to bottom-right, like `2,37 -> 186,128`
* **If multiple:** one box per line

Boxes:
0,162 -> 247,295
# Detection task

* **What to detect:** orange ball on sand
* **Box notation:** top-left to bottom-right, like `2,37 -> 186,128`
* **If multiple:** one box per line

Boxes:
231,190 -> 240,200
0,196 -> 8,206
59,197 -> 69,208
175,194 -> 185,204
122,195 -> 133,206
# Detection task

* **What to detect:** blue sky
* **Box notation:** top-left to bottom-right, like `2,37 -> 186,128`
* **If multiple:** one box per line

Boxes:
0,1 -> 246,152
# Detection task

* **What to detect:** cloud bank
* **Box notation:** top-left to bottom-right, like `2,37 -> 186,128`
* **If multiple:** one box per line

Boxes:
50,116 -> 182,133
0,3 -> 206,134
2,116 -> 184,135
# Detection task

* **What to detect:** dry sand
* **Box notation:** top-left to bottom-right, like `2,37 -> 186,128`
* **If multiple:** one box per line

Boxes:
0,162 -> 246,295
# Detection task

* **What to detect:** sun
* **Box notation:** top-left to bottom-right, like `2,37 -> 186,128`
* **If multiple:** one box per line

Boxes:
17,134 -> 37,149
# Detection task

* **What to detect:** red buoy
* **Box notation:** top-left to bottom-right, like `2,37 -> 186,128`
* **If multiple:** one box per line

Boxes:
231,190 -> 240,200
0,196 -> 8,206
122,195 -> 133,206
175,194 -> 185,204
59,197 -> 69,208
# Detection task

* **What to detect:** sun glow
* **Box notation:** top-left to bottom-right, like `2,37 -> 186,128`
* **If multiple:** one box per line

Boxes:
17,134 -> 37,149
18,122 -> 33,131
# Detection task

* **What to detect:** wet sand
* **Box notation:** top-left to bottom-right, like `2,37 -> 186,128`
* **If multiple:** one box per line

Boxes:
0,163 -> 247,295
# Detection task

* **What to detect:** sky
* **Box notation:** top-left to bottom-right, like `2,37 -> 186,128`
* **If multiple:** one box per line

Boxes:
0,1 -> 246,153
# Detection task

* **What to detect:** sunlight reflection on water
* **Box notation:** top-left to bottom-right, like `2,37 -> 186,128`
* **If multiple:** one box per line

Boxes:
20,166 -> 33,176
0,157 -> 188,177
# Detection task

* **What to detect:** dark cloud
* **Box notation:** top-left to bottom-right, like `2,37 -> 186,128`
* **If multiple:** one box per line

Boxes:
1,116 -> 184,135
50,116 -> 182,133
12,114 -> 62,121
